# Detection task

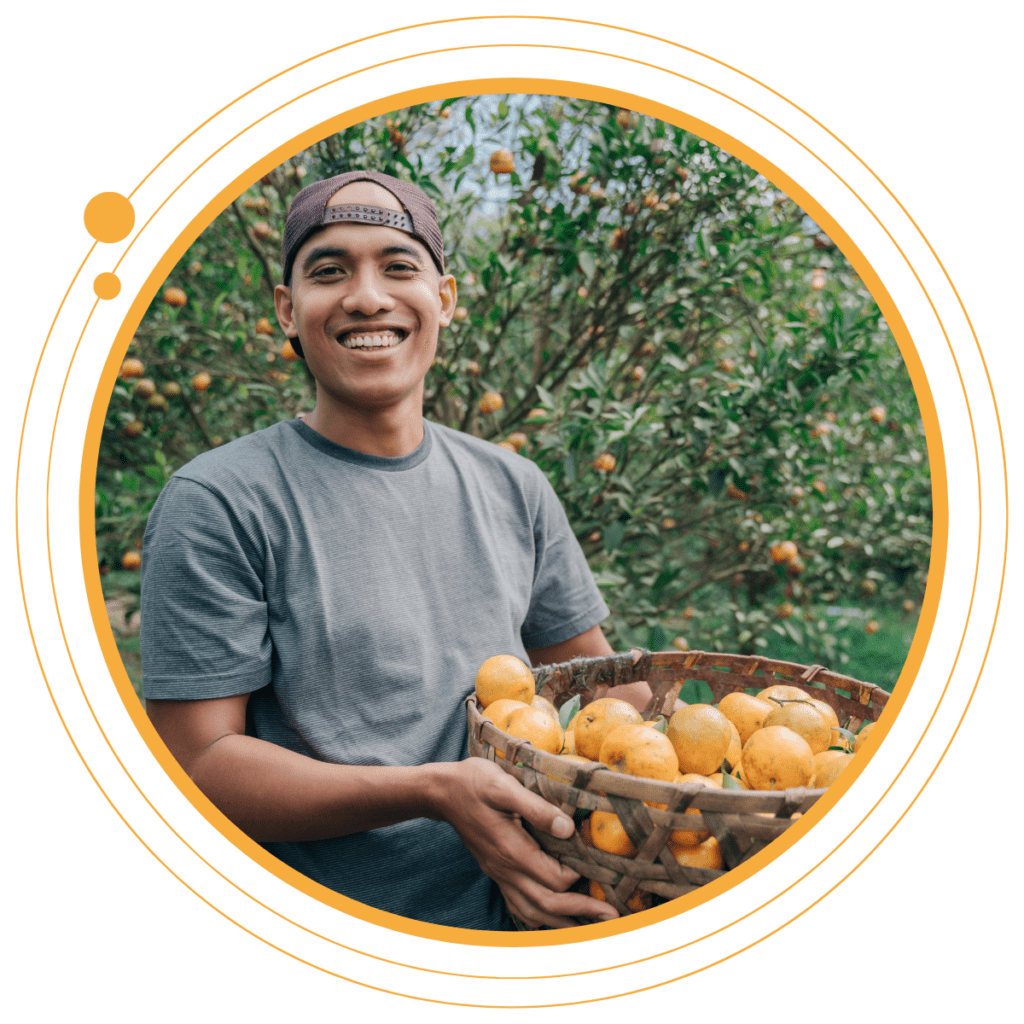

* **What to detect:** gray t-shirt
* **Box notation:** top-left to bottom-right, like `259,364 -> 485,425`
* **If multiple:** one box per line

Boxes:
141,417 -> 609,929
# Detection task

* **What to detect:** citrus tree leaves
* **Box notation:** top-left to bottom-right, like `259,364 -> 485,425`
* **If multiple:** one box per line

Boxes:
98,95 -> 929,683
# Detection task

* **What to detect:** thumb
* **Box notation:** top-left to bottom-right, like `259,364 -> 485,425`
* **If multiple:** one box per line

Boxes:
507,783 -> 576,840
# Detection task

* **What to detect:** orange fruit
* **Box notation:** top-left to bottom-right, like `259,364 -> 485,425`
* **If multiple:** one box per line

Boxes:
489,149 -> 515,174
556,754 -> 592,767
504,706 -> 563,755
119,357 -> 144,379
579,816 -> 592,846
806,697 -> 839,732
764,701 -> 831,755
560,710 -> 586,755
121,550 -> 141,571
574,698 -> 643,761
668,774 -> 717,846
723,720 -> 743,771
669,835 -> 723,871
507,432 -> 528,452
543,752 -> 592,782
590,811 -> 636,857
593,453 -> 616,472
531,694 -> 559,723
718,692 -> 770,746
808,699 -> 845,750
132,378 -> 156,399
160,381 -> 181,397
124,420 -> 144,438
853,722 -> 875,753
741,726 -> 814,791
479,391 -> 504,414
191,371 -> 212,391
770,540 -> 798,564
666,704 -> 733,776
709,772 -> 748,789
482,698 -> 529,731
255,316 -> 274,335
598,724 -> 679,782
812,751 -> 854,788
758,684 -> 810,704
474,654 -> 535,709
280,340 -> 300,361
590,879 -> 651,912
163,286 -> 187,307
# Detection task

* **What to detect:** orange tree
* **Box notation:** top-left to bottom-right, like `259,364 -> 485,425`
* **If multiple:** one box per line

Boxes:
96,95 -> 930,685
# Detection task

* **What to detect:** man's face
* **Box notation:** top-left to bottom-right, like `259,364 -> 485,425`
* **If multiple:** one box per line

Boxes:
274,181 -> 456,419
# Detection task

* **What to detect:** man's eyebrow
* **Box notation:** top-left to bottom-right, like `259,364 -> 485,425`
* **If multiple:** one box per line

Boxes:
300,243 -> 426,275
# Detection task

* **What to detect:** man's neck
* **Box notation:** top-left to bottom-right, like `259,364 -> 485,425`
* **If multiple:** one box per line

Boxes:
303,396 -> 425,458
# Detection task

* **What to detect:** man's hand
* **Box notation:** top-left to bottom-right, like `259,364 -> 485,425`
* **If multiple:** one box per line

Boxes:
429,758 -> 618,929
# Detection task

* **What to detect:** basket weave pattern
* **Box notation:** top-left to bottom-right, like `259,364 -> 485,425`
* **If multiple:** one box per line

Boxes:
466,649 -> 888,919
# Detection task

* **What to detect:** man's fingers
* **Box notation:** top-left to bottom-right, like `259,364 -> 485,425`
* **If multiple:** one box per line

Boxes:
498,777 -> 576,842
501,876 -> 619,928
509,836 -> 580,891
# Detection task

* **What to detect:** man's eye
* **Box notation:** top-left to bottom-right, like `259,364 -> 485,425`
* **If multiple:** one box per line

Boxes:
388,262 -> 417,273
313,265 -> 343,278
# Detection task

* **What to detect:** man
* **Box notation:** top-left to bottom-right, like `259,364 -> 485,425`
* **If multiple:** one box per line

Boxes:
141,169 -> 652,931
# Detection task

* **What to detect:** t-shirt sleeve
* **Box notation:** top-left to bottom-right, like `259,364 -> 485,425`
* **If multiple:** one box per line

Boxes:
140,476 -> 273,700
519,471 -> 610,649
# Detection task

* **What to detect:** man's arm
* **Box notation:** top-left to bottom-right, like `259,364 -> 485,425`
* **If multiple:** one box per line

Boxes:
527,623 -> 655,712
147,690 -> 619,929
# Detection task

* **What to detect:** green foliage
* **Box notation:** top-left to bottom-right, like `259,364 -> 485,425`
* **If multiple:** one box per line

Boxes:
97,95 -> 930,689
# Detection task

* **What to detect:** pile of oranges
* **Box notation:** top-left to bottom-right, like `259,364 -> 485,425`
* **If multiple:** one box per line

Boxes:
473,654 -> 875,903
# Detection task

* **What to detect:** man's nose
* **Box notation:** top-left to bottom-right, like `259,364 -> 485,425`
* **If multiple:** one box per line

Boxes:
340,266 -> 395,315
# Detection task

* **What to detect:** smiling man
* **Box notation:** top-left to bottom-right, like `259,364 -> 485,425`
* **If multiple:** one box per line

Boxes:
141,169 -> 651,931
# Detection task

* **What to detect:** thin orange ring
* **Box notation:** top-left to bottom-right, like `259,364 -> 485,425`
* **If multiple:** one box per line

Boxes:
14,19 -> 999,1003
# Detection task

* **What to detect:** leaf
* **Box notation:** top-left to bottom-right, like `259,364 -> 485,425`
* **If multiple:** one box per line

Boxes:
604,521 -> 625,551
578,251 -> 596,281
721,771 -> 741,790
453,145 -> 475,172
652,566 -> 682,592
535,384 -> 556,408
559,694 -> 581,730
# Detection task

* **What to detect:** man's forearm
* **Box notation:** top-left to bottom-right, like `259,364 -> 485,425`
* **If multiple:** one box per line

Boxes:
189,732 -> 453,842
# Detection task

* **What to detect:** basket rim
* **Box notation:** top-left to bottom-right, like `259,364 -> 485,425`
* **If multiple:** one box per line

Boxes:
467,646 -> 882,802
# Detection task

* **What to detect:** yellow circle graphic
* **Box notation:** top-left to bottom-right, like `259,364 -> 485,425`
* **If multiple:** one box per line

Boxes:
93,272 -> 121,300
83,192 -> 135,243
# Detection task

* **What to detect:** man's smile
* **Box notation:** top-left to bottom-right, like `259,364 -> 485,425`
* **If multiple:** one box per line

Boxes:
336,327 -> 409,350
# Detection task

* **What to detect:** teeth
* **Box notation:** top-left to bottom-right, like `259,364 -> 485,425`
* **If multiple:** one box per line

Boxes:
340,329 -> 405,349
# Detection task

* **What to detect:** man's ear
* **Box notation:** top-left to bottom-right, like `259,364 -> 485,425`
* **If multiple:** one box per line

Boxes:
436,273 -> 458,326
274,283 -> 298,338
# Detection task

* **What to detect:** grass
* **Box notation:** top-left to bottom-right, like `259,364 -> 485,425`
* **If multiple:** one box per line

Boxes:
759,605 -> 918,693
670,604 -> 918,706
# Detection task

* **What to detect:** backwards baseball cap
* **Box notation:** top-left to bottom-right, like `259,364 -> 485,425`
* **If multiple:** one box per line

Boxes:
281,169 -> 445,289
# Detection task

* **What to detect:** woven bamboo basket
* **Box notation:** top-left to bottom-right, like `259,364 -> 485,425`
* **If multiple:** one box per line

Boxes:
466,648 -> 889,922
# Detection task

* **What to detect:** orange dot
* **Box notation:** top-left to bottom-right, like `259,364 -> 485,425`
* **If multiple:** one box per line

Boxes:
84,192 -> 135,243
93,272 -> 121,299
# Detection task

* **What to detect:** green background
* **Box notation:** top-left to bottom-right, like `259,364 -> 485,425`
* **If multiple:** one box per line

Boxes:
6,4 -> 1015,1019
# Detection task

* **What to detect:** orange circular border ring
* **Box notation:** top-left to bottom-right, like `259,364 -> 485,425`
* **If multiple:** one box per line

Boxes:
16,16 -> 1003,1007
